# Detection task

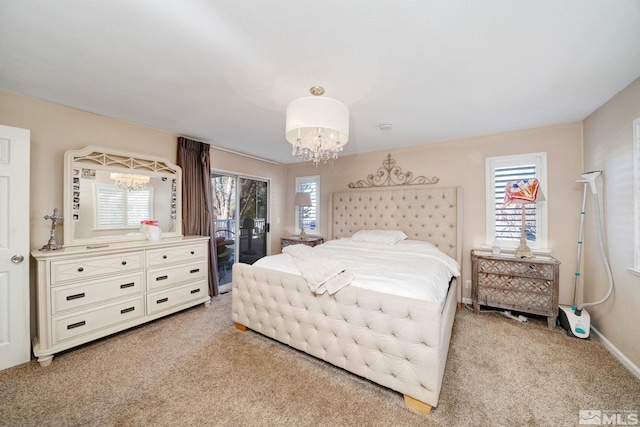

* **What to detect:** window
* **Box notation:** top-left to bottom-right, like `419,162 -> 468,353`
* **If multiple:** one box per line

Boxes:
95,184 -> 153,230
295,175 -> 319,235
486,153 -> 547,250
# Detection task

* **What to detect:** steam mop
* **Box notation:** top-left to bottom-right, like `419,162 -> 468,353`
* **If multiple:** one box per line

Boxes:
558,171 -> 614,339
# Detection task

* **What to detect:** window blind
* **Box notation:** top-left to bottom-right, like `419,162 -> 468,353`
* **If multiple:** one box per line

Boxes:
96,185 -> 152,229
296,176 -> 318,232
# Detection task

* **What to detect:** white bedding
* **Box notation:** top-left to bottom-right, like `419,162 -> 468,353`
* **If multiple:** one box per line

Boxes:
255,238 -> 460,310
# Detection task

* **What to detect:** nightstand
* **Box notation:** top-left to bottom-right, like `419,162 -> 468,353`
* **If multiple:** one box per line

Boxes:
471,249 -> 560,329
281,236 -> 324,250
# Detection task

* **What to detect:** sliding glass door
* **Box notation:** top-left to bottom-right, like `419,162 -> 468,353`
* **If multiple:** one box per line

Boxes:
212,173 -> 236,291
238,177 -> 268,265
212,172 -> 269,292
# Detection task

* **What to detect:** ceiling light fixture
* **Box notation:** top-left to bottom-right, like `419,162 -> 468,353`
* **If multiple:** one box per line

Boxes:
285,86 -> 349,166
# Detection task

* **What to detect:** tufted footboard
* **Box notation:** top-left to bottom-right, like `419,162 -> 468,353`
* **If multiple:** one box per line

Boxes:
232,262 -> 457,412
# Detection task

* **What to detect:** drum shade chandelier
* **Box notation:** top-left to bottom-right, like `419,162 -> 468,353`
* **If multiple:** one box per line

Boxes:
285,86 -> 349,166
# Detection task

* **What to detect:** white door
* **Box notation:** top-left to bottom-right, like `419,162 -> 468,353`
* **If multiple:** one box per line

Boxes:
0,125 -> 30,370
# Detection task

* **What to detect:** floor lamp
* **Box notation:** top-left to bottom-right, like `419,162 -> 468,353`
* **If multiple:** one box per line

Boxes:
294,191 -> 312,239
503,178 -> 544,258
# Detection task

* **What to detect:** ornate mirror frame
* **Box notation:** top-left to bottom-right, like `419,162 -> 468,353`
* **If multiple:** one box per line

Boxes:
63,145 -> 183,247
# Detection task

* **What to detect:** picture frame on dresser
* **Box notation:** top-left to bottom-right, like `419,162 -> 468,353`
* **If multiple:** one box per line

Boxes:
31,146 -> 210,367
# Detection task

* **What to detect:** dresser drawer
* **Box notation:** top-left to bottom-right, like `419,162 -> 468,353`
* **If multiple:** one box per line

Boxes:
477,274 -> 553,295
477,287 -> 554,314
147,281 -> 207,315
146,244 -> 206,267
147,261 -> 206,291
53,296 -> 144,344
51,252 -> 144,284
51,272 -> 144,314
477,259 -> 554,280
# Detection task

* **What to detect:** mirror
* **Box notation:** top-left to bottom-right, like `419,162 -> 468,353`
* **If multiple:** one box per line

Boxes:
63,145 -> 182,247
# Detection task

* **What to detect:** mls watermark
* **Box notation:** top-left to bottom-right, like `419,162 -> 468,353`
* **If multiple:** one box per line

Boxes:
579,410 -> 639,425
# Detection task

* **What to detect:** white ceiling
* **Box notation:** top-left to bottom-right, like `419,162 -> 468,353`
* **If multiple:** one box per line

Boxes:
1,1 -> 639,163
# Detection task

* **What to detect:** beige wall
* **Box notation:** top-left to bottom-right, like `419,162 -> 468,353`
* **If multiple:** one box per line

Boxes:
0,89 -> 287,256
583,76 -> 640,368
286,123 -> 584,305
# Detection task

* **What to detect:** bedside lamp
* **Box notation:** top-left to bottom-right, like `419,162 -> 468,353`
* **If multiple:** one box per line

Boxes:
294,191 -> 312,239
503,178 -> 545,258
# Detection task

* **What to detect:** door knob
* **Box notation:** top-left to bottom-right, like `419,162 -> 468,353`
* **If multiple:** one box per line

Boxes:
11,255 -> 24,264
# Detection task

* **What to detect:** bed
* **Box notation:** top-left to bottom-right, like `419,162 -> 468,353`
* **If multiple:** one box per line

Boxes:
232,186 -> 462,414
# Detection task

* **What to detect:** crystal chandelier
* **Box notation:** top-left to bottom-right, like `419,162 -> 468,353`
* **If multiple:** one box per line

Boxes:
285,86 -> 349,166
110,172 -> 150,191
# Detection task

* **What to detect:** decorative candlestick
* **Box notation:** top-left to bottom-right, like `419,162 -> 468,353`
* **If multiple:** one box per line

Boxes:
41,208 -> 64,251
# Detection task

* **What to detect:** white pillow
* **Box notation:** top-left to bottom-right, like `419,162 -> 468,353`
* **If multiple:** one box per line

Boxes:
351,229 -> 408,245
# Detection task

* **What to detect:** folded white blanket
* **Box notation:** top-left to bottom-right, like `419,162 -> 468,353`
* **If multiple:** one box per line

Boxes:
282,244 -> 353,295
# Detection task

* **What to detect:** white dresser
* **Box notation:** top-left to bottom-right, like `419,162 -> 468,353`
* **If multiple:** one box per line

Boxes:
31,236 -> 210,366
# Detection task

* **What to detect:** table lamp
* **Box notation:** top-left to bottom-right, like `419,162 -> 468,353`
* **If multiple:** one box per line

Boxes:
503,178 -> 545,258
294,191 -> 312,239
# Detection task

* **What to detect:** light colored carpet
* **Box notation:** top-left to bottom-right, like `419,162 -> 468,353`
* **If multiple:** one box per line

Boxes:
1,293 -> 638,426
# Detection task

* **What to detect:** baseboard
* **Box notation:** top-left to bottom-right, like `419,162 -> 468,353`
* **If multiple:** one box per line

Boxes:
462,297 -> 473,305
591,325 -> 640,380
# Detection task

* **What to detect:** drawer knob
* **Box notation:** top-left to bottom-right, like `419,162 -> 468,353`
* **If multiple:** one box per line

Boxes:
77,267 -> 84,272
120,307 -> 135,314
157,297 -> 168,304
120,282 -> 135,289
163,255 -> 167,259
156,275 -> 168,281
190,251 -> 195,255
190,268 -> 200,274
121,261 -> 127,266
190,288 -> 200,294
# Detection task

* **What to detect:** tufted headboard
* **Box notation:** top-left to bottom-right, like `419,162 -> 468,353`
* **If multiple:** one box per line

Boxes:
328,186 -> 463,268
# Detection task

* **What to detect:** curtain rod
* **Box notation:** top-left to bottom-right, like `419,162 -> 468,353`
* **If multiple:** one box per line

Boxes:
209,144 -> 279,165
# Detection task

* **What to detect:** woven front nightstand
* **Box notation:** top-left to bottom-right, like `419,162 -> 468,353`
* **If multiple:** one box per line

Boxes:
280,236 -> 324,250
471,249 -> 560,329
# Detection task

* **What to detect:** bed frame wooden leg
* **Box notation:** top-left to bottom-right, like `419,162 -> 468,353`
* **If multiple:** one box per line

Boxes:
404,395 -> 433,415
234,322 -> 247,332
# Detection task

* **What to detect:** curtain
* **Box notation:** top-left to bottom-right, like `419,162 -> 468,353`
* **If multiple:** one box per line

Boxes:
177,137 -> 218,297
